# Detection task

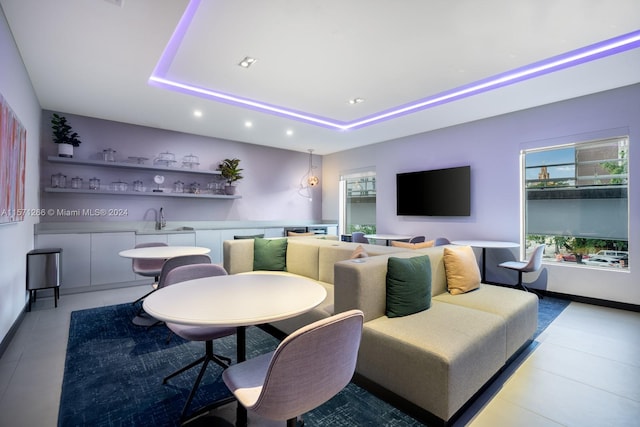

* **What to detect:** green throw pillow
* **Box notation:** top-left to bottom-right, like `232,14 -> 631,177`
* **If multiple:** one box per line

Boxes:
253,238 -> 288,271
386,255 -> 432,318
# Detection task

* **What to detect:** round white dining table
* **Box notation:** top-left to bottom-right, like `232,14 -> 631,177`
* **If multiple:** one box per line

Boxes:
118,245 -> 210,259
143,272 -> 327,426
451,240 -> 519,282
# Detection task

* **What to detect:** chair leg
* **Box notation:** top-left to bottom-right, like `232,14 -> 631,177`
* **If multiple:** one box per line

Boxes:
163,340 -> 232,421
517,271 -> 544,299
286,417 -> 300,427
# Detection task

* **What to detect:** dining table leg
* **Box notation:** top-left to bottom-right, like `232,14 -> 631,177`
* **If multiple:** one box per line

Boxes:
236,326 -> 247,427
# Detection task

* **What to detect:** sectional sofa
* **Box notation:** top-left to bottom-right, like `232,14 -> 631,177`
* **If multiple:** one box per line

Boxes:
223,237 -> 538,426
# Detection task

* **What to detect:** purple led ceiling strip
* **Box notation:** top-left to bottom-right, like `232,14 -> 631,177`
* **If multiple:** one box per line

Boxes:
149,0 -> 640,130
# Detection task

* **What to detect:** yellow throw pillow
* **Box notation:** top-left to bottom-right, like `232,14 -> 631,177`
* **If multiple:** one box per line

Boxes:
443,246 -> 481,294
350,245 -> 369,259
391,240 -> 435,249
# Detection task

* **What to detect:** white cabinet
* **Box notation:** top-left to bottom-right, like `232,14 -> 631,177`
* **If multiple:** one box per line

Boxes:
90,232 -> 136,285
35,233 -> 91,289
135,234 -> 168,245
195,230 -> 222,264
167,233 -> 195,246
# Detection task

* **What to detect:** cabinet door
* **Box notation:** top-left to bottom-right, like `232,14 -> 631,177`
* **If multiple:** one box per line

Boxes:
90,232 -> 136,285
35,233 -> 91,289
195,230 -> 222,264
135,234 -> 168,245
167,233 -> 195,246
264,228 -> 285,238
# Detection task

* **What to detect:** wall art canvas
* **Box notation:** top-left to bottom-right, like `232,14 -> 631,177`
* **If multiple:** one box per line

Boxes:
0,93 -> 27,224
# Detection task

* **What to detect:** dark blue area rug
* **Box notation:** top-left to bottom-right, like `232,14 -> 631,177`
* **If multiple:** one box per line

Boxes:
59,297 -> 569,427
58,303 -> 423,426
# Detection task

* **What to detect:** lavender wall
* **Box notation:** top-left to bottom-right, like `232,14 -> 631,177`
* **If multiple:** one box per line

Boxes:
40,113 -> 323,223
0,8 -> 42,343
323,84 -> 639,305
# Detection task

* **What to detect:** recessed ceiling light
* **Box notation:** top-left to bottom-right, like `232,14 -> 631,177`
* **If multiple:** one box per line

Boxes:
244,121 -> 253,128
286,129 -> 294,136
193,110 -> 203,117
348,98 -> 365,105
238,56 -> 257,68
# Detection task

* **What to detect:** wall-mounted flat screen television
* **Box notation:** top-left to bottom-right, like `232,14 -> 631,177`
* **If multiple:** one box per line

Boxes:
396,165 -> 471,216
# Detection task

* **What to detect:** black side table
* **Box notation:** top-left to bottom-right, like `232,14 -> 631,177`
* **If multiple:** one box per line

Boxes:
26,248 -> 62,311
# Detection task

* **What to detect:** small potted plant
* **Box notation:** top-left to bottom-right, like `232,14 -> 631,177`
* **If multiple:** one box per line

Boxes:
217,158 -> 243,195
51,113 -> 82,158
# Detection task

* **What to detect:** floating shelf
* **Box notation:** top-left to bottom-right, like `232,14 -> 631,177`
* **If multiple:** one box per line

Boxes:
44,187 -> 241,199
47,156 -> 221,176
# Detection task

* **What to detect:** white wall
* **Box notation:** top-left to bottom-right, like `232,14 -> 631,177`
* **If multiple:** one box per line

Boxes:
0,7 -> 42,341
323,84 -> 640,306
40,112 -> 323,223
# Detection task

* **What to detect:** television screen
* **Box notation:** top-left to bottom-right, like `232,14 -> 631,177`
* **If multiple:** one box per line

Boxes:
396,166 -> 470,216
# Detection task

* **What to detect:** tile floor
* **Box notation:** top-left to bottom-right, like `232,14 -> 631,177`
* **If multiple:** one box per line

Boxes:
0,286 -> 639,426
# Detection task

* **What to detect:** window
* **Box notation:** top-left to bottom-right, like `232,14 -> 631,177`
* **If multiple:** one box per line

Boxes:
339,170 -> 376,237
523,137 -> 629,269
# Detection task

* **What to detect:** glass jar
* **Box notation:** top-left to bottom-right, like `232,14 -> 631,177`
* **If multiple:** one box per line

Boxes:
189,182 -> 201,194
71,176 -> 83,189
173,181 -> 184,193
102,148 -> 116,162
89,177 -> 100,190
133,180 -> 144,192
51,173 -> 66,188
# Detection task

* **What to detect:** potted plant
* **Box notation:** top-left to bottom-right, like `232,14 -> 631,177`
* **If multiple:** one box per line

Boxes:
217,158 -> 243,195
51,113 -> 82,158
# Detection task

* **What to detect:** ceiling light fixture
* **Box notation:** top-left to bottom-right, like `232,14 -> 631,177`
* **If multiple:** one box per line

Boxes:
348,98 -> 365,105
149,0 -> 640,131
238,56 -> 257,68
299,149 -> 319,201
244,121 -> 253,128
193,109 -> 203,117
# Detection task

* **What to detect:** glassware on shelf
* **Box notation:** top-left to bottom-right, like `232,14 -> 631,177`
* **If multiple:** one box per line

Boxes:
173,180 -> 184,193
51,173 -> 66,188
102,148 -> 117,162
89,177 -> 100,190
189,182 -> 201,194
182,154 -> 200,169
154,151 -> 176,167
110,180 -> 128,191
71,176 -> 83,189
127,156 -> 149,164
133,180 -> 144,192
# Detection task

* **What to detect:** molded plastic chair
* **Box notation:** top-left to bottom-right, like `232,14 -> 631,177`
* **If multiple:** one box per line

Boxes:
499,244 -> 546,297
434,237 -> 451,246
351,232 -> 369,244
223,310 -> 364,427
161,263 -> 235,421
140,254 -> 211,322
131,242 -> 168,305
409,235 -> 426,243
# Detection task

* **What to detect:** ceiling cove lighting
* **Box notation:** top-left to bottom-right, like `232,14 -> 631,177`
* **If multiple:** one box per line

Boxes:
149,0 -> 640,131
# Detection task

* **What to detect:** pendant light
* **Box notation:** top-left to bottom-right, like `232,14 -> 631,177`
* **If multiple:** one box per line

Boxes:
299,149 -> 319,200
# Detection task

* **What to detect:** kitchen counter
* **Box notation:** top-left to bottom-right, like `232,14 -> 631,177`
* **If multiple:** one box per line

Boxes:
34,220 -> 337,235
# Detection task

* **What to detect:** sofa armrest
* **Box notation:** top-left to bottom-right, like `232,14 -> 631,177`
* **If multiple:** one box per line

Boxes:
334,256 -> 391,322
223,239 -> 255,274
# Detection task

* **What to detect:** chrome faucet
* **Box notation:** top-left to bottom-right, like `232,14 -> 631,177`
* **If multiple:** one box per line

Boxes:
156,207 -> 166,230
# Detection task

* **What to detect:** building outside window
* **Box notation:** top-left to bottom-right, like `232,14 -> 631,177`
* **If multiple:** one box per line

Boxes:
339,171 -> 376,238
523,136 -> 629,269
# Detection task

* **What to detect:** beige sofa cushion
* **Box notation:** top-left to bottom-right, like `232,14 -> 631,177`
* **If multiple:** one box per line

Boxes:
357,301 -> 506,421
286,240 -> 320,280
443,246 -> 481,294
434,284 -> 538,358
